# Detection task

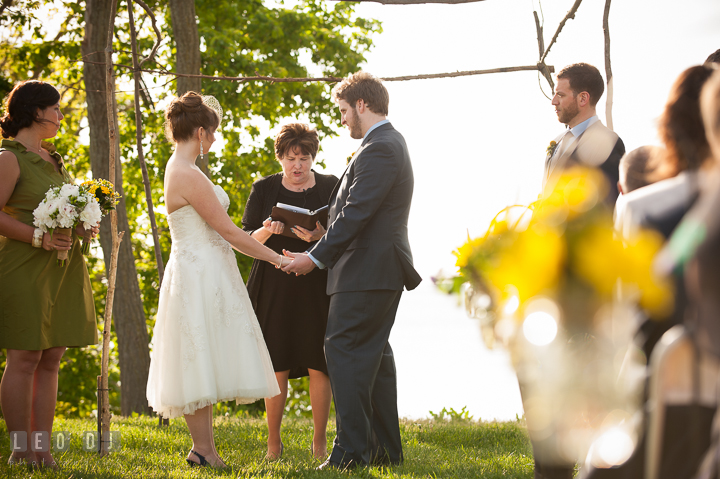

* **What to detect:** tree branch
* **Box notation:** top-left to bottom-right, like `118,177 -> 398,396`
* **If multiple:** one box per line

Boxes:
0,0 -> 13,19
131,0 -> 161,66
534,10 -> 554,92
540,0 -> 583,64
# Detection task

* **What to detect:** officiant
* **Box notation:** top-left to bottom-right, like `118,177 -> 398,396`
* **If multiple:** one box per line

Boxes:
242,122 -> 338,460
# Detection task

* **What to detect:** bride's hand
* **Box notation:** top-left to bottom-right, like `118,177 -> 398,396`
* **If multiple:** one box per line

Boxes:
263,217 -> 285,235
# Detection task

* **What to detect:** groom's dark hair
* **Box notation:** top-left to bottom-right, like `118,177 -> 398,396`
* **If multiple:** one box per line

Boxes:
557,63 -> 604,107
332,71 -> 389,116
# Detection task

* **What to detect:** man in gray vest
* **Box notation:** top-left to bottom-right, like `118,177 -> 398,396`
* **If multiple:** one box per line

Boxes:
543,62 -> 625,205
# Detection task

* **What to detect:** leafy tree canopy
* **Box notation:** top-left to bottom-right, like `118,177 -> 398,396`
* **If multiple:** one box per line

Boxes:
0,0 -> 380,417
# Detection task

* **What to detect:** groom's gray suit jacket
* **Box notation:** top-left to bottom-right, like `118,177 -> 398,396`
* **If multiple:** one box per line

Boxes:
309,122 -> 421,294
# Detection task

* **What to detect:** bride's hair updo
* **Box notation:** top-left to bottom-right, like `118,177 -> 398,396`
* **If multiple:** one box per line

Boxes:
165,91 -> 220,143
0,80 -> 61,138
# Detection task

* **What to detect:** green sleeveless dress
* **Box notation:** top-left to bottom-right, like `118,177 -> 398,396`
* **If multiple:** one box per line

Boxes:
0,139 -> 97,350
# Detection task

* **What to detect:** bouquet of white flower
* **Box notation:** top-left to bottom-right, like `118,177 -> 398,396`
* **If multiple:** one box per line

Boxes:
33,183 -> 103,266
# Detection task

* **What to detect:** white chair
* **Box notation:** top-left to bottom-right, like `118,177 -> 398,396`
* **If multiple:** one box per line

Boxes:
646,325 -> 720,479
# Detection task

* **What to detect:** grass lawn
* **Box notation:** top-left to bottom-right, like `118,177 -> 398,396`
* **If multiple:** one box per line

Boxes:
0,416 -> 535,478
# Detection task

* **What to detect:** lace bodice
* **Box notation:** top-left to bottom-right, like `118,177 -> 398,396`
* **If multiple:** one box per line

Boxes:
167,184 -> 232,252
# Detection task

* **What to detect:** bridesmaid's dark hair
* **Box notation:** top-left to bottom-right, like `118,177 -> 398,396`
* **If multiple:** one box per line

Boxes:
165,91 -> 220,143
0,80 -> 61,138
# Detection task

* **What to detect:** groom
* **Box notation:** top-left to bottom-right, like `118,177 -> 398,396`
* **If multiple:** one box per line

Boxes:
282,71 -> 422,469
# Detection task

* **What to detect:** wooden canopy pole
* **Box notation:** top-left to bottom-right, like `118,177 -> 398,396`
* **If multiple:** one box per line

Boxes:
128,0 -> 164,286
603,0 -> 614,130
98,0 -> 125,456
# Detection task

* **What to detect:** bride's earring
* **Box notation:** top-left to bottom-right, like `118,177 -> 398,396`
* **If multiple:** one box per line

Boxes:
200,138 -> 204,158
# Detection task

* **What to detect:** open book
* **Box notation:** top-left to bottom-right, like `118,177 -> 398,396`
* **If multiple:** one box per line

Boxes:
270,203 -> 329,240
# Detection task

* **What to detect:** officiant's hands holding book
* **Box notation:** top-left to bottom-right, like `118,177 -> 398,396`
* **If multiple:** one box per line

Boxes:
291,221 -> 325,242
281,250 -> 317,275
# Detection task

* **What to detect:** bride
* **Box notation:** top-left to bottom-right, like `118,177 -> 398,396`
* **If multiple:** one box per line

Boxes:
146,92 -> 282,469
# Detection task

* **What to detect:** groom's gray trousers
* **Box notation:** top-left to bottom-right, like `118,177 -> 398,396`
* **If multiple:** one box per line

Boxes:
325,289 -> 403,467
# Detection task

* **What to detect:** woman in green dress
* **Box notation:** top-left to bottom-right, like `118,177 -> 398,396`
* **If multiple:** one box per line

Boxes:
0,81 -> 98,469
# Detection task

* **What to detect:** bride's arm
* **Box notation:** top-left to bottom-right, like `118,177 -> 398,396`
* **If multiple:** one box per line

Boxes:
171,168 -> 285,267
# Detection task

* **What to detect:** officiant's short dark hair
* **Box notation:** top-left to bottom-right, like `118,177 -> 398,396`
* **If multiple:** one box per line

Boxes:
275,123 -> 319,159
165,91 -> 220,143
557,63 -> 604,107
332,71 -> 389,116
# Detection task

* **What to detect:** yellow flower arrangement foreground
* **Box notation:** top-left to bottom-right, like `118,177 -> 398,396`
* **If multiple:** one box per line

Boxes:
450,167 -> 675,467
454,166 -> 673,318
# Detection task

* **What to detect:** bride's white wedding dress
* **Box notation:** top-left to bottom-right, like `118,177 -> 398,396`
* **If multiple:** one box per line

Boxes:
147,184 -> 280,419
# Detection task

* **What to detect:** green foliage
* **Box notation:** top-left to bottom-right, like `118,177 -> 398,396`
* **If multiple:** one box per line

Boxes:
429,406 -> 474,423
0,416 -> 536,478
0,0 -> 379,417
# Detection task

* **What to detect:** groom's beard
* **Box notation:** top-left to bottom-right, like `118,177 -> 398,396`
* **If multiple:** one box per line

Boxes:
557,97 -> 580,125
347,107 -> 363,139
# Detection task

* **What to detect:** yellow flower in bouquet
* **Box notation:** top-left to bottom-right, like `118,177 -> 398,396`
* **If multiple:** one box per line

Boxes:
573,223 -> 628,296
486,223 -> 564,302
537,168 -> 608,221
78,179 -> 121,253
454,166 -> 673,319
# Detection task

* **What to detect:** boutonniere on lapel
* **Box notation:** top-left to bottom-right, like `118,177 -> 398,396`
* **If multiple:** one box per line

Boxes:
546,140 -> 558,157
346,152 -> 355,165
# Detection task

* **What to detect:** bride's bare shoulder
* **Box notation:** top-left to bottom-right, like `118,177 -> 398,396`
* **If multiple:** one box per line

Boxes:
164,161 -> 213,213
166,161 -> 207,186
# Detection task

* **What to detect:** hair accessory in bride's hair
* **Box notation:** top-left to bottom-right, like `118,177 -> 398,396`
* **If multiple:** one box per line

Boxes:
202,95 -> 223,127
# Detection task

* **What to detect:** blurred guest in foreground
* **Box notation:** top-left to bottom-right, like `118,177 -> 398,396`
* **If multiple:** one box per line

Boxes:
242,123 -> 337,460
614,145 -> 660,237
649,65 -> 720,479
583,65 -> 718,479
542,62 -> 625,205
706,48 -> 720,64
617,145 -> 657,195
682,65 -> 720,479
615,65 -> 715,241
0,81 -> 97,469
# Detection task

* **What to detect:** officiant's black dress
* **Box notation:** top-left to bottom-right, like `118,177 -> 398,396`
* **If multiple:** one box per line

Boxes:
242,171 -> 338,378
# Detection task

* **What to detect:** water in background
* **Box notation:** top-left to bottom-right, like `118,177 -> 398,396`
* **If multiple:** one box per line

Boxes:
391,280 -> 525,421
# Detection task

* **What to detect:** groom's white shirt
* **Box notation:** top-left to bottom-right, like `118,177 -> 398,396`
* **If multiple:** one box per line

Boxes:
307,119 -> 391,269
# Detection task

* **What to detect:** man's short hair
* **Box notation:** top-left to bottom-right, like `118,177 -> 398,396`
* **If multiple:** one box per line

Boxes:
619,146 -> 659,193
706,48 -> 720,65
701,69 -> 720,158
331,71 -> 389,116
557,63 -> 605,107
274,122 -> 319,160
